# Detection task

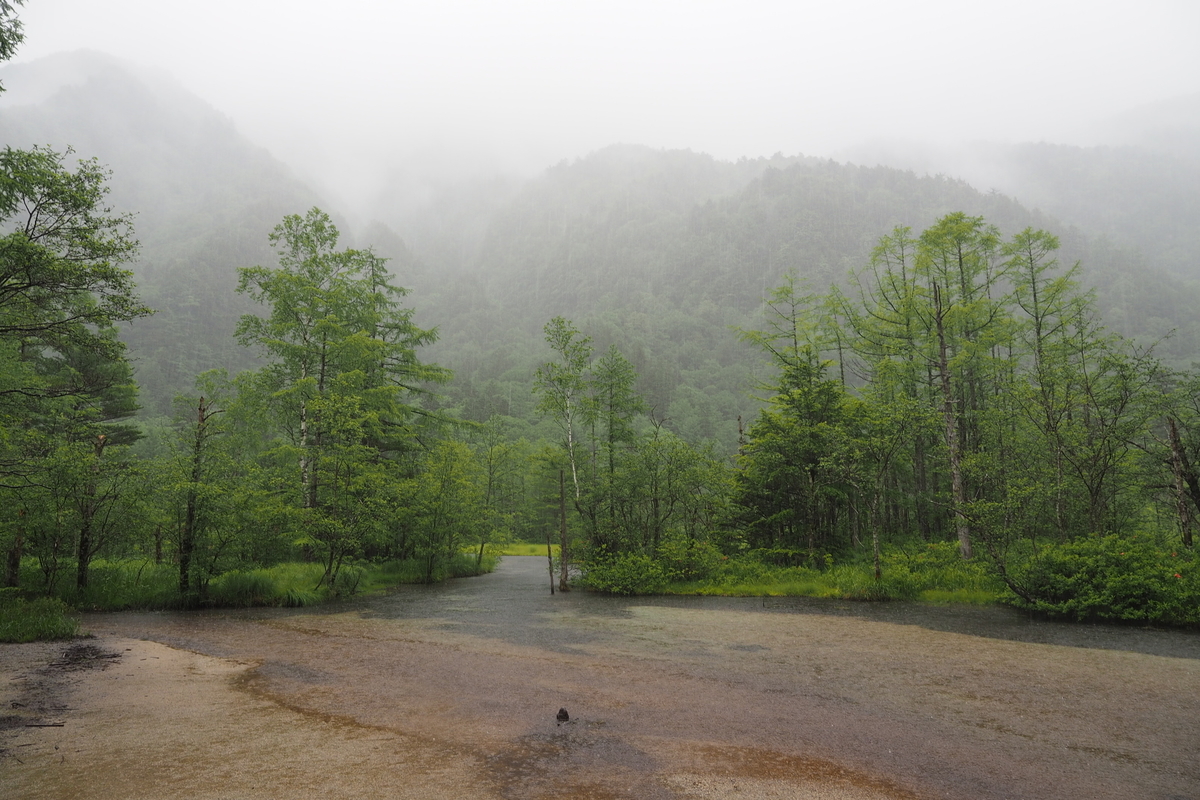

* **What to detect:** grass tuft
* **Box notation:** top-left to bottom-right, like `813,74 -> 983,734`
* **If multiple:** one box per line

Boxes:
0,591 -> 80,643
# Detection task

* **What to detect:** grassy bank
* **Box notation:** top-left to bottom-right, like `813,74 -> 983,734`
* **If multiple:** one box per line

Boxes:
0,589 -> 81,642
662,560 -> 1001,604
489,543 -> 560,557
0,553 -> 500,641
581,541 -> 1003,602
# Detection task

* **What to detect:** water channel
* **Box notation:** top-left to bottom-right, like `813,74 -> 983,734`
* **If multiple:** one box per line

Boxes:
22,556 -> 1200,799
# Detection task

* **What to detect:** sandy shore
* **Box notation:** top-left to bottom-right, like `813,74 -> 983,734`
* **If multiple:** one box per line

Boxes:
1,637 -> 489,799
5,558 -> 1197,800
1,636 -> 910,800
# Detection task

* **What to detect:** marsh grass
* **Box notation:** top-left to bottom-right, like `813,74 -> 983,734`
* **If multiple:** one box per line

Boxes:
482,542 -> 559,557
9,552 -> 500,622
661,542 -> 1002,603
0,590 -> 79,642
208,568 -> 281,607
69,560 -> 178,610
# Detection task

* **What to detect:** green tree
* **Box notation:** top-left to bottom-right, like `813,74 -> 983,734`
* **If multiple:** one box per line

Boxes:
588,344 -> 645,550
235,208 -> 448,587
404,440 -> 484,582
731,348 -> 849,556
0,1 -> 21,88
533,316 -> 593,588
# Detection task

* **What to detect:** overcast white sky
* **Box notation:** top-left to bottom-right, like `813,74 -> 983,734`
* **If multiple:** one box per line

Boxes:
11,0 -> 1200,211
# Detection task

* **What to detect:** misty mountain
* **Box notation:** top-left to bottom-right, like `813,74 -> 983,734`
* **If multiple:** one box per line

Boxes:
840,92 -> 1200,281
390,144 -> 1199,444
3,51 -> 1197,447
0,50 -> 321,413
1098,90 -> 1200,163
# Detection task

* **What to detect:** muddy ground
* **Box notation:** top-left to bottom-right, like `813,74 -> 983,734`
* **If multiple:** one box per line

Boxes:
2,558 -> 1198,800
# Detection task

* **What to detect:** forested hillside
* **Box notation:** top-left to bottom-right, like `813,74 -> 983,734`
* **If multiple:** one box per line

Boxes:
4,54 -> 1197,436
0,50 -> 320,412
394,145 -> 1200,449
4,40 -> 1200,626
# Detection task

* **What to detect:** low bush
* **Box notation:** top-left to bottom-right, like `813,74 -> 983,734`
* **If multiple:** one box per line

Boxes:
657,538 -> 724,582
581,552 -> 669,595
1003,535 -> 1199,625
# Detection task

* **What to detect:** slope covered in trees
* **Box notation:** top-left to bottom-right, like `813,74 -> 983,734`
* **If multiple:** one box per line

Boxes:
2,31 -> 1198,627
3,54 -> 1196,436
0,50 -> 321,413
396,144 -> 1200,450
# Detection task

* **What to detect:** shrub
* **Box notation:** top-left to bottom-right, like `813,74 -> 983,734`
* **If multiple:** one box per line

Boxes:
657,538 -> 724,582
582,553 -> 669,595
1004,535 -> 1199,625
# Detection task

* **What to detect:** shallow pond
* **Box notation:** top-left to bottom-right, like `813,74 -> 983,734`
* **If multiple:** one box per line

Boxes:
64,556 -> 1200,799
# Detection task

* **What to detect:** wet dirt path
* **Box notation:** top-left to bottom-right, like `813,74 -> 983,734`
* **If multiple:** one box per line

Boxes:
4,556 -> 1199,799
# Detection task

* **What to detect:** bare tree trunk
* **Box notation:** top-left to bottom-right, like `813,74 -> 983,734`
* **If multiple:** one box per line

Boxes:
933,283 -> 972,559
1169,416 -> 1195,548
76,434 -> 109,590
559,469 -> 570,592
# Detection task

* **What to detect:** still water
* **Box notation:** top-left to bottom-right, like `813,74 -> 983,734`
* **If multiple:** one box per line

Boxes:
85,556 -> 1200,800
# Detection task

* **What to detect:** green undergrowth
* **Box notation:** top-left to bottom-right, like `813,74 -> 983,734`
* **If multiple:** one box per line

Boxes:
591,541 -> 1003,602
0,589 -> 80,643
5,553 -> 499,622
490,542 -> 561,557
1001,534 -> 1200,626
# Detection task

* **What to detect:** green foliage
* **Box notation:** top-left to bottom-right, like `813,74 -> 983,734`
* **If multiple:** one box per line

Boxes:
0,590 -> 79,642
656,537 -> 724,582
1004,535 -> 1200,625
492,542 -> 560,557
581,552 -> 669,595
63,559 -> 177,611
208,568 -> 279,607
235,207 -> 450,590
883,542 -> 1002,598
372,553 -> 498,585
208,562 -> 364,606
14,556 -> 498,612
0,1 -> 24,70
662,543 -> 1002,603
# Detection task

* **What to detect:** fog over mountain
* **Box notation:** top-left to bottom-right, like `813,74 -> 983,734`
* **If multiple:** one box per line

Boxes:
7,2 -> 1200,655
0,39 -> 1195,422
10,0 -> 1199,223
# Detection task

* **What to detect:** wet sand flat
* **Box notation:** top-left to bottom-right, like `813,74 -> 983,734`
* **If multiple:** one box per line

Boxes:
3,557 -> 1198,800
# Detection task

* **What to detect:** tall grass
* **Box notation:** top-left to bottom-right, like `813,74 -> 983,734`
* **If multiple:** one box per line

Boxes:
9,552 -> 501,621
490,543 -> 560,557
67,559 -> 179,611
0,589 -> 80,642
662,542 -> 1002,603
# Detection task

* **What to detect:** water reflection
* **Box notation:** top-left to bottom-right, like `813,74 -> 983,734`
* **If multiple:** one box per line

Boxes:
343,557 -> 1200,662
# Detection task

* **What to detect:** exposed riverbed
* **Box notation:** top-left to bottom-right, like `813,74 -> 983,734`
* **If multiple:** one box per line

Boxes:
3,556 -> 1198,799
